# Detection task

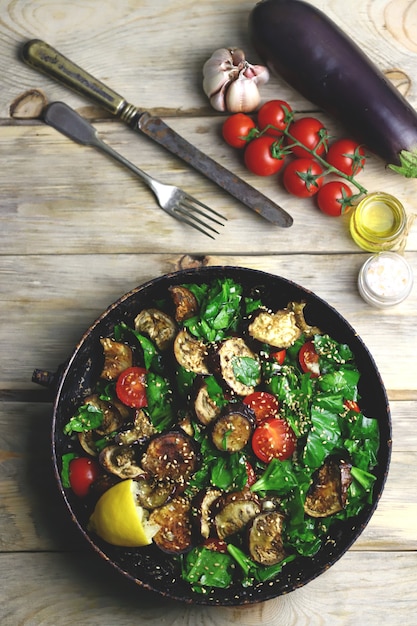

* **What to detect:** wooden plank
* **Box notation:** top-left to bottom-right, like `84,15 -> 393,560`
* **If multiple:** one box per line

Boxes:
2,0 -> 417,118
0,551 -> 416,626
0,253 -> 416,392
1,120 -> 417,256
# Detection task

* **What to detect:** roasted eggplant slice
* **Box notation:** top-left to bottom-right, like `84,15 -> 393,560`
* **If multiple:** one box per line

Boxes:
340,459 -> 353,507
215,337 -> 260,395
192,487 -> 222,540
78,430 -> 99,456
304,458 -> 353,518
115,408 -> 156,446
169,285 -> 199,322
134,473 -> 177,510
194,381 -> 222,426
149,496 -> 193,554
83,394 -> 126,436
99,338 -> 133,380
134,308 -> 177,351
248,308 -> 302,348
211,403 -> 255,453
247,511 -> 286,566
289,301 -> 322,339
140,431 -> 200,488
99,444 -> 143,479
173,329 -> 209,374
213,490 -> 261,540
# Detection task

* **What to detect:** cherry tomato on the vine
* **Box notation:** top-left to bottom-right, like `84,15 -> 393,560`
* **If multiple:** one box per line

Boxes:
243,391 -> 279,424
326,138 -> 366,176
299,341 -> 320,378
222,113 -> 257,149
116,366 -> 148,408
252,417 -> 297,463
282,158 -> 324,198
257,99 -> 292,137
287,117 -> 327,158
244,135 -> 285,176
69,457 -> 101,498
317,181 -> 354,217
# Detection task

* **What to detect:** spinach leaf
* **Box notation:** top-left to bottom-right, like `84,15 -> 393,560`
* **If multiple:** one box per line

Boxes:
182,547 -> 235,591
251,458 -> 300,495
227,544 -> 297,585
303,403 -> 343,470
318,368 -> 360,400
146,372 -> 174,431
115,322 -> 164,374
183,278 -> 244,342
211,452 -> 249,491
175,365 -> 196,398
61,452 -> 78,487
63,404 -> 103,436
314,334 -> 354,366
232,356 -> 261,387
205,375 -> 228,408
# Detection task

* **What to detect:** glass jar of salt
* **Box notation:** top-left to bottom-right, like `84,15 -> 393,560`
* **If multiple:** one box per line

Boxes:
358,251 -> 414,307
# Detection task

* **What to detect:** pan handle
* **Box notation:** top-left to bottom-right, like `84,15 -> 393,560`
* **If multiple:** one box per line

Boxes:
32,363 -> 67,393
32,368 -> 57,388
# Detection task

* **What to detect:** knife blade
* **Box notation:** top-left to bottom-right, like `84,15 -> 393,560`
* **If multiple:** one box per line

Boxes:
21,39 -> 293,227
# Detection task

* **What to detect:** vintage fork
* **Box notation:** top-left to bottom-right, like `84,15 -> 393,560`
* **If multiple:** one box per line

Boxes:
43,102 -> 226,238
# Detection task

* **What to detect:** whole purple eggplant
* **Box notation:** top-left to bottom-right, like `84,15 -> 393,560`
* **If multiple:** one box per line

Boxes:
249,0 -> 417,177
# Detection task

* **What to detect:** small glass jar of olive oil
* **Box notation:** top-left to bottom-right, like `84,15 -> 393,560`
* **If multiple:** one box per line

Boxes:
350,192 -> 407,252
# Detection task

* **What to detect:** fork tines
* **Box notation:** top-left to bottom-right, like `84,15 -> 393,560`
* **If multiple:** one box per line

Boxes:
174,196 -> 226,239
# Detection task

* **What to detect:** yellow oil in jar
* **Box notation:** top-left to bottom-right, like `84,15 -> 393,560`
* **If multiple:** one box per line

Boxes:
350,192 -> 407,252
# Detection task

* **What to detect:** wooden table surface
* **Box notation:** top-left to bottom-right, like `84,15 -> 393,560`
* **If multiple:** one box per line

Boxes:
1,1 -> 416,624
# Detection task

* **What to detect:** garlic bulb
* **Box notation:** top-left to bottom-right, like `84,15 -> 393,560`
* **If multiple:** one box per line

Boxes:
203,47 -> 269,113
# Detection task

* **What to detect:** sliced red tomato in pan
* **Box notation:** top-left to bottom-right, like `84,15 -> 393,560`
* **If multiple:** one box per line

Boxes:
298,341 -> 320,378
116,366 -> 148,408
243,391 -> 279,424
270,349 -> 286,365
245,460 -> 257,487
252,417 -> 296,463
344,399 -> 361,413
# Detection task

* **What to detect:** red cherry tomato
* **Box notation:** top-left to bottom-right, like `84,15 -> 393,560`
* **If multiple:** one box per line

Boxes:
243,391 -> 279,424
344,399 -> 361,413
203,538 -> 229,553
252,417 -> 297,463
287,117 -> 327,158
317,181 -> 354,217
282,158 -> 324,198
116,366 -> 147,408
244,135 -> 285,176
245,461 -> 257,487
257,99 -> 292,137
222,113 -> 257,149
326,139 -> 366,176
270,349 -> 286,365
69,457 -> 101,498
299,341 -> 320,378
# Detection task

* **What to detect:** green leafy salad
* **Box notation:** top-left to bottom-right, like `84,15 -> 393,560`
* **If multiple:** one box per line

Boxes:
61,277 -> 380,594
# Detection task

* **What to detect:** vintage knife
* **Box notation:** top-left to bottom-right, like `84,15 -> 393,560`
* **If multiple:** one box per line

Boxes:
22,39 -> 292,227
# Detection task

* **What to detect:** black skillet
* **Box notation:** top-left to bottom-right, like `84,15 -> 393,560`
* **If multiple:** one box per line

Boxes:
34,266 -> 391,605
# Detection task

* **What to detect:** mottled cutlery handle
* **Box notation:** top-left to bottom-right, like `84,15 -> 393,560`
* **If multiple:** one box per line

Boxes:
22,39 -> 142,123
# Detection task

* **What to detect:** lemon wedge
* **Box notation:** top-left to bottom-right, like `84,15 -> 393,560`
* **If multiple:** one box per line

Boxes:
88,479 -> 159,547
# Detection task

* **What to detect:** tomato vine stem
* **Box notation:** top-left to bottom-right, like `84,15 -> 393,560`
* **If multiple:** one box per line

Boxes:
259,122 -> 369,199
